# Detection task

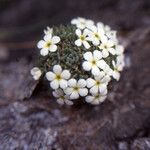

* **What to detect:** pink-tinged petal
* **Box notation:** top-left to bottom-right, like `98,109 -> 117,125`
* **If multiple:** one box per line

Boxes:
57,99 -> 64,105
64,87 -> 73,95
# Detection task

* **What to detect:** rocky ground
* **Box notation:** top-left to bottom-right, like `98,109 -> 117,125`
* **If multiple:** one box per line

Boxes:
0,0 -> 150,149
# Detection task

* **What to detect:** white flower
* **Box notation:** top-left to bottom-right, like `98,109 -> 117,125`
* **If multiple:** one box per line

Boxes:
112,55 -> 125,81
37,33 -> 60,56
30,67 -> 42,80
46,65 -> 71,90
44,27 -> 53,35
82,50 -> 107,76
75,29 -> 91,49
85,93 -> 107,105
71,17 -> 94,29
87,24 -> 105,46
53,89 -> 73,105
86,73 -> 110,95
116,45 -> 124,56
98,36 -> 116,58
101,64 -> 113,77
64,79 -> 88,99
97,22 -> 111,32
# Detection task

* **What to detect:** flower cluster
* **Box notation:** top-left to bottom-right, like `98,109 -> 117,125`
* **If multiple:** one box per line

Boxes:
31,17 -> 125,106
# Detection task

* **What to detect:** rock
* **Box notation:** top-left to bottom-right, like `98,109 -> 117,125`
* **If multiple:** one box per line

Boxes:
0,59 -> 38,103
0,0 -> 150,149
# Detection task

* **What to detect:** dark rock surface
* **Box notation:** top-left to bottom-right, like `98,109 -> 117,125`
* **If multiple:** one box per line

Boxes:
0,0 -> 150,149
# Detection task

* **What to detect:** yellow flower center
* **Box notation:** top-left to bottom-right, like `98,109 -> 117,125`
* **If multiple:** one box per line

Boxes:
94,33 -> 99,38
80,35 -> 85,41
45,41 -> 51,48
73,86 -> 79,91
55,74 -> 61,80
60,96 -> 65,99
91,59 -> 96,65
96,80 -> 100,86
104,45 -> 108,49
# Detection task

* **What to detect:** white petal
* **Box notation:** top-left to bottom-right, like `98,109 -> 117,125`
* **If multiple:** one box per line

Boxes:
61,70 -> 71,80
37,40 -> 45,48
75,29 -> 81,36
65,100 -> 73,105
113,71 -> 120,81
101,75 -> 111,83
83,41 -> 90,49
79,88 -> 88,97
90,86 -> 99,94
44,34 -> 52,41
52,91 -> 59,98
82,61 -> 92,71
86,78 -> 96,88
75,39 -> 82,46
50,80 -> 59,89
101,36 -> 108,43
59,79 -> 68,89
98,96 -> 107,103
46,72 -> 55,81
85,96 -> 94,103
93,50 -> 102,60
70,91 -> 79,99
53,65 -> 62,74
99,84 -> 107,94
40,48 -> 49,56
97,60 -> 107,70
83,52 -> 93,61
68,79 -> 77,87
77,79 -> 86,88
64,88 -> 73,95
102,50 -> 109,58
49,45 -> 57,52
92,66 -> 101,76
57,99 -> 64,105
108,48 -> 116,55
92,38 -> 100,46
51,36 -> 60,44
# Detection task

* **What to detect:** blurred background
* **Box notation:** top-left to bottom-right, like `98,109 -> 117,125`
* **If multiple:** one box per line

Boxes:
0,0 -> 150,149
